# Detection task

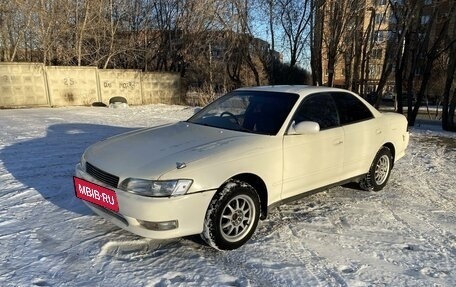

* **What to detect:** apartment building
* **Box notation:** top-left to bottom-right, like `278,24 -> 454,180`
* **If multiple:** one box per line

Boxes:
320,0 -> 453,98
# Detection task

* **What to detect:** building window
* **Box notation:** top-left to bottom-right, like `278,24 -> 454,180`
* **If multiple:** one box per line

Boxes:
389,14 -> 398,24
393,0 -> 404,5
375,14 -> 384,25
372,49 -> 383,60
424,0 -> 432,5
438,12 -> 449,23
421,15 -> 431,25
418,32 -> 426,41
369,64 -> 381,77
374,30 -> 388,42
211,48 -> 222,59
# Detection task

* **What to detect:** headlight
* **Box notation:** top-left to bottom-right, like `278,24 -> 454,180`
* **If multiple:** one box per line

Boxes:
119,178 -> 193,197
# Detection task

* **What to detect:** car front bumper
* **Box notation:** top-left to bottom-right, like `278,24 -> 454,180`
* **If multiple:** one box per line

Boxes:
75,163 -> 216,239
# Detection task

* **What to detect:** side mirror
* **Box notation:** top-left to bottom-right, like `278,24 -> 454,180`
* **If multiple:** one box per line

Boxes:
288,121 -> 320,135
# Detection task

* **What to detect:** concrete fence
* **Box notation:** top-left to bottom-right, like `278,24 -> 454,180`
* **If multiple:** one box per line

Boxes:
0,62 -> 182,108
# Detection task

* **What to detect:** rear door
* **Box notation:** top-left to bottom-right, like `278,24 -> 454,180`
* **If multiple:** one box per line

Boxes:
331,92 -> 383,178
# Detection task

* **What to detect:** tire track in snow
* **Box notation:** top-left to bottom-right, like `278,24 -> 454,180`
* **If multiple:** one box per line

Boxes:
205,247 -> 294,286
243,199 -> 349,286
383,163 -> 455,282
390,135 -> 456,252
384,204 -> 455,281
283,225 -> 349,287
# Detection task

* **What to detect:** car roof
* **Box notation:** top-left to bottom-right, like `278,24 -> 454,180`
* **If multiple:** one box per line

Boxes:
236,85 -> 382,118
236,85 -> 357,97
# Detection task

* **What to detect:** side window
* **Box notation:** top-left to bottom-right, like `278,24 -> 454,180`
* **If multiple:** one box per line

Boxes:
332,92 -> 373,125
293,93 -> 339,130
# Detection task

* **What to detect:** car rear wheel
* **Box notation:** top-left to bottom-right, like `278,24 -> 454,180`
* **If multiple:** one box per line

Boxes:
201,180 -> 260,250
360,147 -> 393,191
109,96 -> 128,104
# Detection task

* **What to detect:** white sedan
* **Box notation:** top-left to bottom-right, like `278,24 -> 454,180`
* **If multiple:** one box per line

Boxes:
74,86 -> 409,250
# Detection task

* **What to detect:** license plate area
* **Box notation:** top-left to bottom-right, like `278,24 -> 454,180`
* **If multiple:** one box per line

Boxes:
74,176 -> 119,212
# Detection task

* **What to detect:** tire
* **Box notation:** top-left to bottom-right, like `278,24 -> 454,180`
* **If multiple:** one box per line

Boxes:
109,96 -> 127,104
201,180 -> 260,250
360,147 -> 393,191
91,102 -> 107,107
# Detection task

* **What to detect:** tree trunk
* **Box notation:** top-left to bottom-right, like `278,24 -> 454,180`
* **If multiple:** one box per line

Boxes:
77,2 -> 90,66
442,43 -> 456,131
409,56 -> 434,126
360,8 -> 375,96
394,35 -> 408,115
327,53 -> 335,87
449,89 -> 456,130
311,0 -> 323,86
268,0 -> 275,85
246,53 -> 260,86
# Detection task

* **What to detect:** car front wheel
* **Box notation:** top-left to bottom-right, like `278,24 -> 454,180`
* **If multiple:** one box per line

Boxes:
201,180 -> 260,250
360,146 -> 393,191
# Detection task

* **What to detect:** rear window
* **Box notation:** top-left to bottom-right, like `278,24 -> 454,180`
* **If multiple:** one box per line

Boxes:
331,92 -> 373,125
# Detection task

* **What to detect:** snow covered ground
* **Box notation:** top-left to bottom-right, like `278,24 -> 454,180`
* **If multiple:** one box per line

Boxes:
0,105 -> 455,287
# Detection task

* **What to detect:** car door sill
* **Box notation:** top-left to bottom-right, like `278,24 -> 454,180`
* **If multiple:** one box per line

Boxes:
266,174 -> 365,218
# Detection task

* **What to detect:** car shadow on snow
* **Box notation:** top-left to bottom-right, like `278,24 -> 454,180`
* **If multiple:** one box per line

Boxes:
1,123 -> 136,215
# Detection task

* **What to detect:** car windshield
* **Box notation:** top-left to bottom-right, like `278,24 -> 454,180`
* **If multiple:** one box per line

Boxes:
187,91 -> 299,135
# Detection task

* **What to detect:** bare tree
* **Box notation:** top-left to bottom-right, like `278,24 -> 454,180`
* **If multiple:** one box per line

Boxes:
406,2 -> 456,125
75,1 -> 91,66
0,0 -> 300,94
361,4 -> 390,99
0,0 -> 37,61
311,0 -> 324,86
387,0 -> 421,113
254,0 -> 278,84
102,0 -> 126,69
323,0 -> 361,87
439,3 -> 456,131
37,0 -> 74,65
214,0 -> 263,87
266,0 -> 276,84
277,0 -> 312,69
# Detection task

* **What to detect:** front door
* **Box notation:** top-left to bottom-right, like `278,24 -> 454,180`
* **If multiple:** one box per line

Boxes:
282,93 -> 344,199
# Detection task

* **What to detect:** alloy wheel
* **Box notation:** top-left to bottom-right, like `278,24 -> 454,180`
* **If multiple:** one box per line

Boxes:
374,154 -> 390,185
219,194 -> 256,242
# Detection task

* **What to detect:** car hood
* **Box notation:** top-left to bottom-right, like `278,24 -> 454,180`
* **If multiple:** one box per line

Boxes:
83,122 -> 259,181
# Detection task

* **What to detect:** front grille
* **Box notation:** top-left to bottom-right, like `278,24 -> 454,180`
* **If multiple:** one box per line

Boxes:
86,162 -> 119,188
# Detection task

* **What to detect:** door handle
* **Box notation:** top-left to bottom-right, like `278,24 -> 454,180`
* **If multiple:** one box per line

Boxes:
333,139 -> 343,145
376,129 -> 382,135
